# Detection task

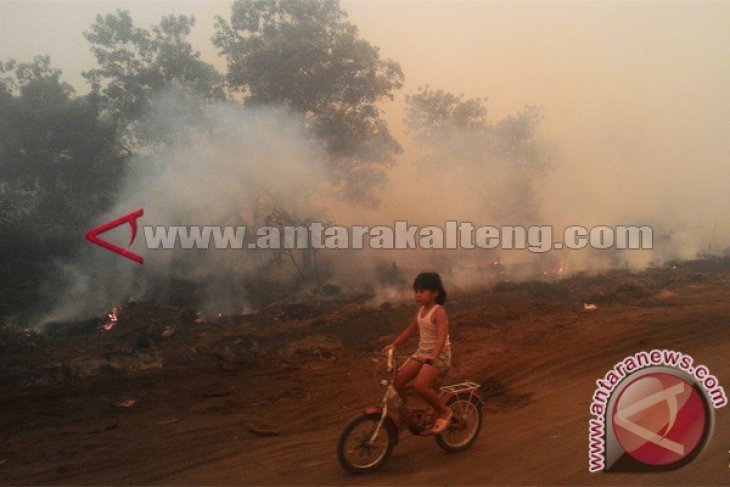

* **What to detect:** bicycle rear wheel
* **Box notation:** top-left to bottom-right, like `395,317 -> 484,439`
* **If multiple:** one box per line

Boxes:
435,394 -> 483,452
337,412 -> 397,474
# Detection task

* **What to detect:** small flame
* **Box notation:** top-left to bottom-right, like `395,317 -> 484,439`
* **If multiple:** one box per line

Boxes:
104,307 -> 118,331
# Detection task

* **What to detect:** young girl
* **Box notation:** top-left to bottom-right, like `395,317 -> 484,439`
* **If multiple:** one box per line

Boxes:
382,272 -> 452,433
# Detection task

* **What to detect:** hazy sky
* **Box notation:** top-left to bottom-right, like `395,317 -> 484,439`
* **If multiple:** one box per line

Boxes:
3,1 -> 729,125
2,0 -> 730,258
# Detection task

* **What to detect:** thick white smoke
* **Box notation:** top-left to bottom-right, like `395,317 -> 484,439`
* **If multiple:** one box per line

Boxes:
37,84 -> 730,327
38,93 -> 330,325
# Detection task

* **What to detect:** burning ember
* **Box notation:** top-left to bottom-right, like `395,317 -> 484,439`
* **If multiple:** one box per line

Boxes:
543,263 -> 566,278
104,307 -> 119,331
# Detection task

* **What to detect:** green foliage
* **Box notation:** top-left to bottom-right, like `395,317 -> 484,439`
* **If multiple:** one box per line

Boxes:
83,9 -> 225,146
405,85 -> 547,173
214,0 -> 404,206
0,56 -> 123,213
405,86 -> 487,137
0,56 -> 125,322
404,86 -> 549,221
0,4 -> 409,321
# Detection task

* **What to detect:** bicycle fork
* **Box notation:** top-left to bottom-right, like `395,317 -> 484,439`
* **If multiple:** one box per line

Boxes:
367,386 -> 394,445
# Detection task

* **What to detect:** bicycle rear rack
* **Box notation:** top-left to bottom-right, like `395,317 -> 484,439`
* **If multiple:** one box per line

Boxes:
439,381 -> 481,395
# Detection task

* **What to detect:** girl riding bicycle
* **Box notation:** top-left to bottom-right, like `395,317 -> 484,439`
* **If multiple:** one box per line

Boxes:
381,272 -> 452,434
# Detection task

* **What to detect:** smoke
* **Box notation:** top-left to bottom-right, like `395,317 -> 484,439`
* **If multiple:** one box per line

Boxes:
38,92 -> 331,325
321,105 -> 551,288
31,2 -> 730,328
331,0 -> 730,291
36,88 -> 554,326
39,85 -> 730,327
34,76 -> 730,328
323,88 -> 730,297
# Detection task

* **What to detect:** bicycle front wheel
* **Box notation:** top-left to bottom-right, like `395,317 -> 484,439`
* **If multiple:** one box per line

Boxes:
337,412 -> 397,474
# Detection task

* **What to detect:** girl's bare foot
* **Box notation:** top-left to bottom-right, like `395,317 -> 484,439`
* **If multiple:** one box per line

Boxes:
431,408 -> 453,434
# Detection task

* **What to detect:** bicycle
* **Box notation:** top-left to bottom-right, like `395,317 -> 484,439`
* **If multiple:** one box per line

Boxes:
337,348 -> 483,474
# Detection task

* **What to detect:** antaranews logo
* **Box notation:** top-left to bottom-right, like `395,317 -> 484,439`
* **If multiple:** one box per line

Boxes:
588,349 -> 727,472
85,209 -> 144,264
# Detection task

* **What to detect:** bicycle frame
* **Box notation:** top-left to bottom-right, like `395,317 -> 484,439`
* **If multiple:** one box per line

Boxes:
366,349 -> 482,445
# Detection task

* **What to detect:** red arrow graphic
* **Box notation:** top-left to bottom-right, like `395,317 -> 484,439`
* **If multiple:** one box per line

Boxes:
85,209 -> 144,264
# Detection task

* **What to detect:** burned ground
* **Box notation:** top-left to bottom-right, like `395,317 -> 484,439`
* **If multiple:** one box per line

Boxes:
1,257 -> 729,484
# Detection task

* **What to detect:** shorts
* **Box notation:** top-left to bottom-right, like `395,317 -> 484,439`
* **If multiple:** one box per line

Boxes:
410,346 -> 451,376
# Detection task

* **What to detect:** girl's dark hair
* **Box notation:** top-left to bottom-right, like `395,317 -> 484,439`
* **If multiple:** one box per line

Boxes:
413,272 -> 447,305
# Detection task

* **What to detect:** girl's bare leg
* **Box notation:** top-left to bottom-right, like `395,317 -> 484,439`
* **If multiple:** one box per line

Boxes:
412,364 -> 450,419
393,358 -> 422,400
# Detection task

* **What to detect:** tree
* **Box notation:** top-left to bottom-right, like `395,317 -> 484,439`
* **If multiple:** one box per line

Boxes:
213,0 -> 404,206
83,10 -> 225,146
404,86 -> 548,220
0,56 -> 123,214
405,86 -> 488,137
405,86 -> 546,172
0,56 -> 126,322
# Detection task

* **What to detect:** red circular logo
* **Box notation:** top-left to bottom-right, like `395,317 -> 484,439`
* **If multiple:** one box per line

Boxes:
612,372 -> 707,466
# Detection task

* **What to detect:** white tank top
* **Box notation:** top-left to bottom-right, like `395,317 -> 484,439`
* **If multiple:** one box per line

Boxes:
416,304 -> 450,351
